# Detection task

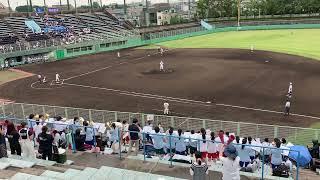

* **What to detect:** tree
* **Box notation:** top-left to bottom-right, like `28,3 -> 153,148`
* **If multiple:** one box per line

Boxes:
92,2 -> 100,9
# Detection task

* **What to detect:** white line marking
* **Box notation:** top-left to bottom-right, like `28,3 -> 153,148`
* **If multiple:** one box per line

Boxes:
64,50 -> 169,81
63,82 -> 320,120
216,103 -> 320,120
30,81 -> 53,90
64,83 -> 211,106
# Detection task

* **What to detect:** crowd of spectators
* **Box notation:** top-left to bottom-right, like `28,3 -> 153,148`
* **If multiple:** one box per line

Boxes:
0,114 -> 320,179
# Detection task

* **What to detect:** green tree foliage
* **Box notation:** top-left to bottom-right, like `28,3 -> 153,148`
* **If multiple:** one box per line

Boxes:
196,0 -> 320,18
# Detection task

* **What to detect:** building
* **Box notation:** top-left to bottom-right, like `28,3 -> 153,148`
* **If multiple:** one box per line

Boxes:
0,3 -> 10,14
156,8 -> 177,25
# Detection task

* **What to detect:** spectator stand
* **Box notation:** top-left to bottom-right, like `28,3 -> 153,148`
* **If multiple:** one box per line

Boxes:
0,115 -> 305,179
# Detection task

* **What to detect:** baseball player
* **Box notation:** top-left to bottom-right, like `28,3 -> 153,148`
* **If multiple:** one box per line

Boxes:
42,76 -> 47,83
250,45 -> 254,52
37,74 -> 42,83
284,100 -> 291,116
160,47 -> 164,56
160,61 -> 164,71
117,51 -> 121,58
163,102 -> 169,115
288,82 -> 293,94
55,73 -> 60,83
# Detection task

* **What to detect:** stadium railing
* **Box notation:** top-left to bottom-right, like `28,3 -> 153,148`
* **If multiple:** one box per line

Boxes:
0,102 -> 319,147
0,115 -> 303,180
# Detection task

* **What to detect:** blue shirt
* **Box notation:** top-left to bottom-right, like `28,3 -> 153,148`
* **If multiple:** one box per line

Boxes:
152,132 -> 165,149
271,148 -> 283,165
237,146 -> 251,162
85,127 -> 94,141
165,134 -> 176,149
175,135 -> 186,152
110,127 -> 119,142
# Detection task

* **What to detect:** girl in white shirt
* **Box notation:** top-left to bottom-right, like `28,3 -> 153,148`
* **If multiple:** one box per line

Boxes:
207,132 -> 218,163
198,128 -> 208,161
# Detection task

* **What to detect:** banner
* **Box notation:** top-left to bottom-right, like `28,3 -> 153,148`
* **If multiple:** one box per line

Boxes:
48,8 -> 60,13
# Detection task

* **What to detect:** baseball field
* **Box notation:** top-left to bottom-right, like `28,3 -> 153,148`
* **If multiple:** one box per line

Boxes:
1,28 -> 320,130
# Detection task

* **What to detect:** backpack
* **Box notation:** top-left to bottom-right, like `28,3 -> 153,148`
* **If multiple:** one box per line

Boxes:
272,163 -> 289,178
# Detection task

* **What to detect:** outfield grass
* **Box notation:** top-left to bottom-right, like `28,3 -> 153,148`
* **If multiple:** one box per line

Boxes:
155,29 -> 320,60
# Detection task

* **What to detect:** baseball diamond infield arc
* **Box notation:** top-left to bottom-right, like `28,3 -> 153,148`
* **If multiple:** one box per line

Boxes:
0,48 -> 320,128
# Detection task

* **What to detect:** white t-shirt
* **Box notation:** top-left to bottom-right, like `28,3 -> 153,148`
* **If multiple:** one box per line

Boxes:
221,156 -> 240,180
143,125 -> 153,134
33,124 -> 43,138
207,139 -> 217,153
215,135 -> 229,152
198,135 -> 209,152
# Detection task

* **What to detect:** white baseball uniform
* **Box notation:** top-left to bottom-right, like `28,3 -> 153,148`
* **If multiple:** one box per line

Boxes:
160,61 -> 164,71
164,102 -> 169,115
117,52 -> 120,58
288,83 -> 293,94
55,73 -> 60,82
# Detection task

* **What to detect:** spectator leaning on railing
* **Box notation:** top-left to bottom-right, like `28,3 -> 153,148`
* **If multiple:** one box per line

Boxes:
128,118 -> 141,156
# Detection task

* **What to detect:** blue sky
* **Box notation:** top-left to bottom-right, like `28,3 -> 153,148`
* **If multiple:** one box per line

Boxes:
1,0 -> 175,9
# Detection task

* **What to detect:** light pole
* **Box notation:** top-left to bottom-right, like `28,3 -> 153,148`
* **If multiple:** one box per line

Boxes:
237,0 -> 241,27
74,0 -> 78,14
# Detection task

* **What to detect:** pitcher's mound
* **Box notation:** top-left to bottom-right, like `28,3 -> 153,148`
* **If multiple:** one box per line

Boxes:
142,69 -> 175,75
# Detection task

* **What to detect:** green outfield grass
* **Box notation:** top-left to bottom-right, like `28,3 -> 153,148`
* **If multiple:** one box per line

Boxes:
155,29 -> 320,60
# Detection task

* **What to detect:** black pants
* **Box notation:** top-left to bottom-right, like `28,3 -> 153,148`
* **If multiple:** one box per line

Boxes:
10,142 -> 21,156
42,149 -> 53,161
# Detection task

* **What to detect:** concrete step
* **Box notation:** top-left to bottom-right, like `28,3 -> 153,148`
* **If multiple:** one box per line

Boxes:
0,158 -> 35,168
0,162 -> 10,170
71,167 -> 98,180
40,170 -> 64,179
9,155 -> 56,167
10,172 -> 55,180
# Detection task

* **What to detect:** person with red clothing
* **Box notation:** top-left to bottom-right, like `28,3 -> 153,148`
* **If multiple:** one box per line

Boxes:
198,128 -> 208,161
215,130 -> 229,157
207,132 -> 218,164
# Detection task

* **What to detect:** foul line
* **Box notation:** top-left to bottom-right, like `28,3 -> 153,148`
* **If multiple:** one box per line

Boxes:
64,50 -> 170,81
63,82 -> 212,106
215,103 -> 320,120
64,82 -> 320,120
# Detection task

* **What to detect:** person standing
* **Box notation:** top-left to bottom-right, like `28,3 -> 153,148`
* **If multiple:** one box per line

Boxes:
55,73 -> 60,83
221,144 -> 240,180
38,126 -> 54,160
0,125 -> 7,158
160,61 -> 164,71
152,126 -> 165,158
117,51 -> 121,58
238,138 -> 251,168
175,129 -> 186,155
288,82 -> 293,94
207,132 -> 218,164
163,102 -> 169,115
19,122 -> 36,159
83,121 -> 94,146
284,100 -> 291,115
6,122 -> 21,156
189,151 -> 209,180
271,141 -> 283,170
128,118 -> 141,156
33,120 -> 43,140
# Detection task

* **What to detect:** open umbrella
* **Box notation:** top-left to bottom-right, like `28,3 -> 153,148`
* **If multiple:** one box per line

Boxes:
288,145 -> 312,166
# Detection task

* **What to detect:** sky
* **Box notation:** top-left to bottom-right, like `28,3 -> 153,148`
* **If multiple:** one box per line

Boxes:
0,0 -> 173,9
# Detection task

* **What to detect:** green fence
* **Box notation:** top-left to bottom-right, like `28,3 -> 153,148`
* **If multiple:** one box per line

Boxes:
3,23 -> 320,62
1,102 -> 319,147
